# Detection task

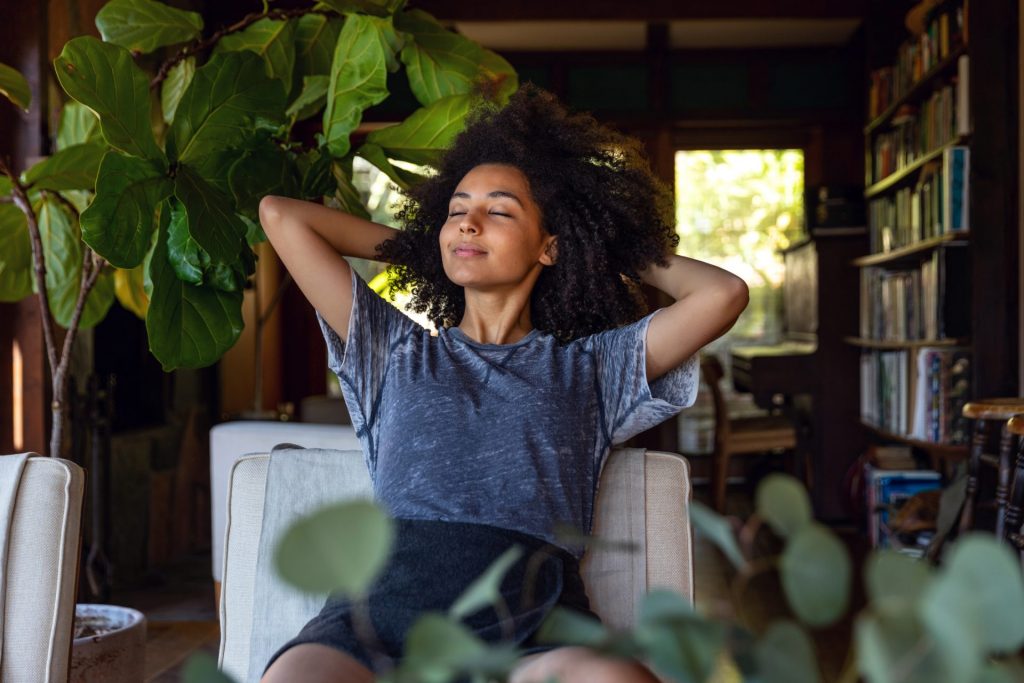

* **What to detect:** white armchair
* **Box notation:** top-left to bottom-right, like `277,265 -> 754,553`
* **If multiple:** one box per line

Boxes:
1,454 -> 85,683
217,447 -> 694,682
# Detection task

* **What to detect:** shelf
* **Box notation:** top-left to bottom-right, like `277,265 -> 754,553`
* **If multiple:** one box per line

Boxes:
845,337 -> 970,350
861,421 -> 968,460
851,231 -> 969,267
864,135 -> 971,198
864,45 -> 968,135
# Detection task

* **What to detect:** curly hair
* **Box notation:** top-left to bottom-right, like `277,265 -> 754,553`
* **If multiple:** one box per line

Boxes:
376,83 -> 679,342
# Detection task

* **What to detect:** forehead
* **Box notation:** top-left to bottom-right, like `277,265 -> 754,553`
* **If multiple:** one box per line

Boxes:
454,163 -> 530,192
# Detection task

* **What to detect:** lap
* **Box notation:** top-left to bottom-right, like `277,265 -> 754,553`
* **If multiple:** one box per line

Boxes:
261,643 -> 373,683
509,646 -> 660,683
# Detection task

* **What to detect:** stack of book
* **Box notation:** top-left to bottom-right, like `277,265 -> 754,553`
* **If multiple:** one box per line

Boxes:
910,346 -> 972,444
865,464 -> 942,557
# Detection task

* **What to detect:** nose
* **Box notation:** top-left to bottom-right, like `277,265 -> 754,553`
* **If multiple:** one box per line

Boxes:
458,217 -> 479,234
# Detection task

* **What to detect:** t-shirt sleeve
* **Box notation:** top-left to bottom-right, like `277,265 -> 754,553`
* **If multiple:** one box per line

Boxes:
585,309 -> 700,446
315,268 -> 421,458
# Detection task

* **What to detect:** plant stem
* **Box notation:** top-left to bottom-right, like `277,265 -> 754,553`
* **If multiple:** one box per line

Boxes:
150,6 -> 328,90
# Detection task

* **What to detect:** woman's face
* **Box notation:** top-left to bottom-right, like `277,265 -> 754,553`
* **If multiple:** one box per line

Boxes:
439,163 -> 556,291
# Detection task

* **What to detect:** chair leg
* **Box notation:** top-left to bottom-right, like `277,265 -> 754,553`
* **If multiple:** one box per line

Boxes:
713,450 -> 730,513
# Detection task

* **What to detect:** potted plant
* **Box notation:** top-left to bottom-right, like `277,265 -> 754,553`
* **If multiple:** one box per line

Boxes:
0,0 -> 516,677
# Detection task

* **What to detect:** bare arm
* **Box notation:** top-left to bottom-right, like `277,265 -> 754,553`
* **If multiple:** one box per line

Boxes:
258,195 -> 398,339
639,255 -> 750,382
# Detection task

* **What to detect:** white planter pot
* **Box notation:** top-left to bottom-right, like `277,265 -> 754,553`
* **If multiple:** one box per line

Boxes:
70,604 -> 146,683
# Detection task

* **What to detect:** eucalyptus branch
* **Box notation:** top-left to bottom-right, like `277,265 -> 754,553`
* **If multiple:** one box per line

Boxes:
0,156 -> 59,374
150,6 -> 329,90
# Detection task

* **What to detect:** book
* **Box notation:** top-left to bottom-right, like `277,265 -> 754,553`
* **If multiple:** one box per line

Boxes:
942,146 -> 969,232
865,466 -> 942,555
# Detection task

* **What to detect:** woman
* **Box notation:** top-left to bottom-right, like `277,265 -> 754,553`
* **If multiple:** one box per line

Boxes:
258,84 -> 748,683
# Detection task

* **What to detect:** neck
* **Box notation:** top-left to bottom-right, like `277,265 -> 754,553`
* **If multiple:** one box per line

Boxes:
457,286 -> 536,345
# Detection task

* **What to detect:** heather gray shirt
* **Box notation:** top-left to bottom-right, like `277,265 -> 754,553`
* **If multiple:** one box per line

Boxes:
317,270 -> 699,556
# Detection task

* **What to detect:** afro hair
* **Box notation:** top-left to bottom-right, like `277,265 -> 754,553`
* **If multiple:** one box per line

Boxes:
376,83 -> 679,342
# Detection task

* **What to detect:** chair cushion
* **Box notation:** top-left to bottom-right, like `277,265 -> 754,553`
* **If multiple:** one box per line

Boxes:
3,455 -> 84,683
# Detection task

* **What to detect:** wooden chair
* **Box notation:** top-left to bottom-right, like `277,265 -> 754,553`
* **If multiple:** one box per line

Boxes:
701,354 -> 800,512
958,399 -> 1024,538
1002,414 -> 1024,563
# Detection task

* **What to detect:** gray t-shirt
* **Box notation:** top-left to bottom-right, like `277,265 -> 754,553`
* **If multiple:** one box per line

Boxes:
317,270 -> 699,556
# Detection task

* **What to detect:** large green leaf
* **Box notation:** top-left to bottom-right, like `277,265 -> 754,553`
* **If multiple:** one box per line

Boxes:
0,204 -> 32,301
215,18 -> 297,97
478,48 -> 518,105
53,37 -> 163,160
114,263 -> 148,319
95,0 -> 203,53
169,50 -> 286,164
286,75 -> 329,121
172,165 -> 252,289
0,62 -> 31,111
331,162 -> 372,218
166,200 -> 203,285
363,93 -> 474,167
227,144 -> 300,219
56,102 -> 101,151
755,473 -> 812,539
755,621 -> 820,683
294,14 -> 343,77
80,151 -> 172,268
274,499 -> 394,595
37,196 -> 114,329
779,523 -> 851,628
353,142 -> 426,192
319,0 -> 406,17
322,14 -> 402,158
22,143 -> 106,191
161,56 -> 195,125
146,207 -> 244,370
396,9 -> 481,106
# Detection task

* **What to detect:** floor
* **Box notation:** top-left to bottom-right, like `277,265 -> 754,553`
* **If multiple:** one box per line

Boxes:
117,485 -> 862,682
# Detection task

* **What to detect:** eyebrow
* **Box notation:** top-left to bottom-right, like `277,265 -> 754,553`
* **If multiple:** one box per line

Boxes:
450,190 -> 524,208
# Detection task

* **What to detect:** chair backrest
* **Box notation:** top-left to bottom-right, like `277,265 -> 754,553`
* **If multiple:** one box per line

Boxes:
2,454 -> 85,683
700,354 -> 730,444
218,448 -> 693,681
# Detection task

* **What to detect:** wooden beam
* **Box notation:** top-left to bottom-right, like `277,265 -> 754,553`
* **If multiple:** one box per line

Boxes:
414,0 -> 867,21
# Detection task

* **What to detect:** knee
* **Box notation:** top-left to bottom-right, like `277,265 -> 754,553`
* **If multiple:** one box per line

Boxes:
511,647 -> 659,683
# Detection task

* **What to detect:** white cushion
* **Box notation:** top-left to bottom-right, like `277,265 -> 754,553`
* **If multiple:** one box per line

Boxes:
219,447 -> 692,680
209,421 -> 360,583
3,455 -> 84,683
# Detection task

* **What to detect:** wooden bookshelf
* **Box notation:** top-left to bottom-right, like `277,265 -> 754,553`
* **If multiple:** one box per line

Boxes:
861,421 -> 968,461
864,45 -> 968,135
864,134 -> 971,198
851,232 -> 969,267
845,337 -> 969,350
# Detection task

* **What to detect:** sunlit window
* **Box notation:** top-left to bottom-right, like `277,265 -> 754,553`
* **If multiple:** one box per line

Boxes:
674,149 -> 805,453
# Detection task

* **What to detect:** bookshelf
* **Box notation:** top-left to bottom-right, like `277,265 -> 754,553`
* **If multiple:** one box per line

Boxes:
854,0 -> 973,455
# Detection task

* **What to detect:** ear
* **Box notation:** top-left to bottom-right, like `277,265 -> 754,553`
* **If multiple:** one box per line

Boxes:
540,235 -> 558,266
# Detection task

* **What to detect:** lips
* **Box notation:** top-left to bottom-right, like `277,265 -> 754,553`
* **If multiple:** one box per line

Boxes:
453,243 -> 486,257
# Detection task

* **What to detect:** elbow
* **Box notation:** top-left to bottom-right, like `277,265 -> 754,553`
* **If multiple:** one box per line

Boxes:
723,275 -> 750,320
258,195 -> 285,234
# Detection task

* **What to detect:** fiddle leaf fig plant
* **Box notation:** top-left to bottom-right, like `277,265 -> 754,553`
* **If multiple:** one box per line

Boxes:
0,0 -> 516,456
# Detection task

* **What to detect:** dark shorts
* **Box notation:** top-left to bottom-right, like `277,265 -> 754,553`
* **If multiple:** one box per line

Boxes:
263,518 -> 599,676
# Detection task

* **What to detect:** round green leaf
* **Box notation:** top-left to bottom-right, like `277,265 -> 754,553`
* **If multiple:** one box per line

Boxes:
755,620 -> 820,683
80,151 -> 172,269
395,9 -> 482,106
22,143 -> 105,191
633,613 -> 725,683
0,204 -> 32,302
638,589 -> 695,625
364,93 -> 475,167
323,14 -> 402,158
273,499 -> 393,596
399,613 -> 488,683
169,51 -> 286,164
182,651 -> 236,683
161,57 -> 195,125
689,499 -> 746,570
146,212 -> 244,370
56,102 -> 101,151
921,534 -> 1024,653
756,473 -> 813,539
53,36 -> 163,160
95,0 -> 202,53
855,612 -> 953,683
0,62 -> 31,111
865,550 -> 932,615
536,605 -> 609,647
215,18 -> 297,97
779,523 -> 851,627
